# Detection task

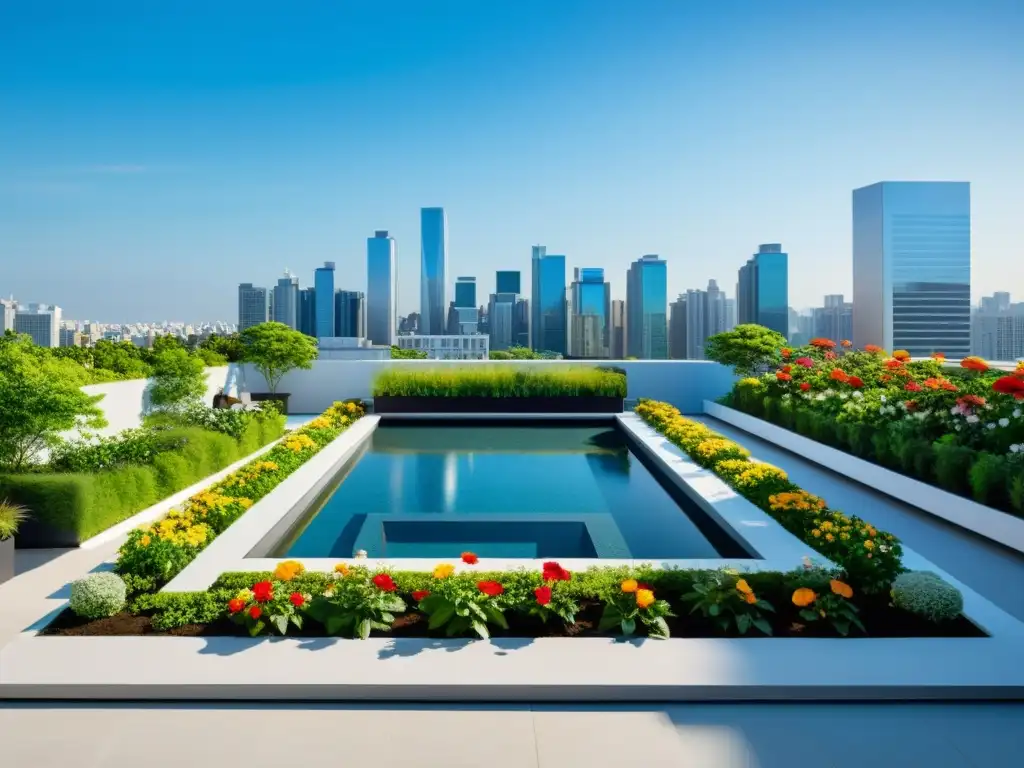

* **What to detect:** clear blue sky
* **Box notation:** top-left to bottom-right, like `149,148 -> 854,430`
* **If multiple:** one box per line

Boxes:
1,0 -> 1021,322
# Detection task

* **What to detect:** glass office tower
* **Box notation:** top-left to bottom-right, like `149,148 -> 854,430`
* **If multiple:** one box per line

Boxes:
237,283 -> 269,331
852,181 -> 971,357
454,276 -> 476,308
298,287 -> 316,337
625,255 -> 668,359
334,290 -> 365,338
736,245 -> 789,337
366,230 -> 397,346
420,207 -> 448,335
313,261 -> 336,338
496,270 -> 521,295
272,271 -> 299,329
530,246 -> 567,356
570,267 -> 611,357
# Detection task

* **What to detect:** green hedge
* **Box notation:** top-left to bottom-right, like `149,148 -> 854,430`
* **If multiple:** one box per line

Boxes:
0,417 -> 285,544
372,366 -> 627,398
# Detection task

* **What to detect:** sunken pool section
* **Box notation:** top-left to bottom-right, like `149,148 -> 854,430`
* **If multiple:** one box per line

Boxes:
268,419 -> 750,560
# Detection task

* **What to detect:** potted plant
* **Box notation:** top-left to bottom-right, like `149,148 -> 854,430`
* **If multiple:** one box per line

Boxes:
239,322 -> 319,414
0,500 -> 29,584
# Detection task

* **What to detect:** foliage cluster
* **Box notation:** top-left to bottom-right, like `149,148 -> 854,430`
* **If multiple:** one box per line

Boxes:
372,366 -> 626,398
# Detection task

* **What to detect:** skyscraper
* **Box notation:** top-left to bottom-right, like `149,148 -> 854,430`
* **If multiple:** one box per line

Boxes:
669,295 -> 687,359
610,299 -> 625,359
625,255 -> 668,359
366,230 -> 397,346
972,293 -> 1024,360
420,207 -> 448,335
569,267 -> 611,358
530,246 -> 567,356
14,303 -> 61,347
852,181 -> 971,356
334,290 -> 365,338
237,283 -> 269,331
736,244 -> 789,337
454,276 -> 476,308
298,287 -> 316,337
313,261 -> 336,338
496,270 -> 521,295
812,294 -> 854,344
0,298 -> 15,333
273,271 -> 299,329
684,280 -> 729,359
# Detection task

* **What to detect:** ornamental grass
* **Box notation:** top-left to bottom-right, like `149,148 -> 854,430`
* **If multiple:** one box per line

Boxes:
371,366 -> 627,398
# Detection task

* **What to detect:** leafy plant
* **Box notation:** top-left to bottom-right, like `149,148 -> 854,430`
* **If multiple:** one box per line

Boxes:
682,571 -> 775,636
705,324 -> 788,376
598,578 -> 675,638
147,347 -> 208,412
373,366 -> 626,398
891,571 -> 963,623
790,578 -> 865,636
306,568 -> 408,639
415,568 -> 509,639
69,572 -> 128,619
48,426 -> 188,473
389,345 -> 428,359
0,499 -> 29,540
240,321 -> 319,396
227,579 -> 308,636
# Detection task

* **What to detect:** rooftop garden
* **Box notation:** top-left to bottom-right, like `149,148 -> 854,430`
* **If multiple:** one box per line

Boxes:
705,325 -> 1024,517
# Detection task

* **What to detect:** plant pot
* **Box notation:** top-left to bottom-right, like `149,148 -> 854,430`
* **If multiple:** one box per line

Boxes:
212,394 -> 241,409
0,537 -> 14,585
372,395 -> 624,414
249,392 -> 291,414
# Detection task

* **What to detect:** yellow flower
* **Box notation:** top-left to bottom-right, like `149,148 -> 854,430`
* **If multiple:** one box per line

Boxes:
433,563 -> 455,579
236,588 -> 253,602
863,539 -> 875,550
334,563 -> 350,576
830,580 -> 853,599
743,592 -> 758,605
620,579 -> 638,593
811,529 -> 821,538
735,578 -> 753,595
825,533 -> 835,542
273,560 -> 305,582
635,589 -> 655,609
139,534 -> 151,547
792,588 -> 816,607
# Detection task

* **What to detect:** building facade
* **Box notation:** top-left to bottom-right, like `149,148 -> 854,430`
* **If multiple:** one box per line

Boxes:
812,294 -> 854,343
625,254 -> 668,359
273,271 -> 299,329
298,287 -> 316,337
237,283 -> 270,331
610,299 -> 625,359
313,261 -> 336,338
530,246 -> 567,356
496,270 -> 521,295
396,334 -> 489,360
366,230 -> 397,346
852,181 -> 971,357
569,267 -> 611,358
669,295 -> 687,359
0,298 -> 15,333
736,244 -> 789,337
334,290 -> 365,338
972,293 -> 1024,361
14,303 -> 61,347
420,207 -> 448,335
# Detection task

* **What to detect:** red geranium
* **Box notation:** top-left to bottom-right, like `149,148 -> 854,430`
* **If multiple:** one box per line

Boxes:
227,598 -> 245,614
904,382 -> 922,392
542,562 -> 571,581
252,581 -> 274,603
830,369 -> 849,383
795,357 -> 814,368
776,371 -> 792,382
372,573 -> 397,592
993,376 -> 1024,400
289,592 -> 305,608
411,590 -> 430,602
799,382 -> 811,391
780,348 -> 792,359
534,586 -> 552,606
477,581 -> 504,597
248,605 -> 262,620
847,376 -> 864,388
461,552 -> 479,565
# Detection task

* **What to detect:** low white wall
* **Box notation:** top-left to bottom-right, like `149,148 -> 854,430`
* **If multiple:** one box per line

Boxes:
233,360 -> 736,415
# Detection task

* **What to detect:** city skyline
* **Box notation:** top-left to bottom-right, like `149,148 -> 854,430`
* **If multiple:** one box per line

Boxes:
2,2 -> 1022,319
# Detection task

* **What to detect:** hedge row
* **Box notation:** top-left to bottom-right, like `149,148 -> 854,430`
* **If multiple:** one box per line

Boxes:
371,366 -> 627,398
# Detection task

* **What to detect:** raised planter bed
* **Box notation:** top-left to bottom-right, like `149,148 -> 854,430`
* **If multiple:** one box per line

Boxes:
373,395 -> 624,414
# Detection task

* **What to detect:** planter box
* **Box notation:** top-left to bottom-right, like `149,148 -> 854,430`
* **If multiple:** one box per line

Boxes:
0,537 -> 13,585
249,392 -> 291,414
372,395 -> 624,414
703,400 -> 1024,555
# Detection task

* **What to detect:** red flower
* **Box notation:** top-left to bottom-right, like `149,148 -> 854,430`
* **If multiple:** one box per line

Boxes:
864,344 -> 883,354
847,376 -> 864,388
534,586 -> 552,606
248,605 -> 262,620
799,382 -> 811,391
411,590 -> 430,602
289,592 -> 305,608
227,598 -> 245,614
923,378 -> 941,389
830,369 -> 849,383
960,357 -> 989,372
252,581 -> 274,603
477,581 -> 504,597
940,380 -> 958,391
905,382 -> 922,392
372,573 -> 397,592
885,358 -> 903,370
781,364 -> 793,374
795,357 -> 814,368
776,371 -> 792,382
780,348 -> 792,359
841,340 -> 852,348
880,374 -> 892,383
904,400 -> 919,412
810,338 -> 836,349
542,562 -> 571,581
461,552 -> 479,565
993,376 -> 1024,400
931,352 -> 946,361
824,351 -> 837,361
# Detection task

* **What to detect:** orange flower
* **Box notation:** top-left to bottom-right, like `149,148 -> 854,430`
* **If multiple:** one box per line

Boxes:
893,350 -> 911,361
864,344 -> 883,354
810,338 -> 836,349
635,589 -> 656,609
620,579 -> 638,593
885,358 -> 903,370
780,347 -> 792,359
743,592 -> 758,605
830,580 -> 853,599
841,339 -> 852,348
792,588 -> 816,607
931,352 -> 946,361
334,563 -> 350,576
776,371 -> 792,382
960,356 -> 989,372
830,368 -> 849,383
735,578 -> 753,595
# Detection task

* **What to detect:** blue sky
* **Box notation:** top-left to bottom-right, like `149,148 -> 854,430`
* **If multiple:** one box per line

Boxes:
1,0 -> 1022,322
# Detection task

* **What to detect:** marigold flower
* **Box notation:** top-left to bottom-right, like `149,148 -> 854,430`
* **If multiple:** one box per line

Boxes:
864,344 -> 883,354
743,592 -> 758,605
534,585 -> 552,606
252,581 -> 274,603
780,347 -> 792,359
248,605 -> 262,620
800,382 -> 811,391
372,573 -> 397,592
433,564 -> 455,579
334,563 -> 350,576
776,371 -> 792,382
140,534 -> 151,547
542,562 -> 571,582
810,338 -> 836,349
830,580 -> 853,599
885,358 -> 903,370
830,369 -> 849,383
993,376 -> 1024,400
863,540 -> 875,550
735,578 -> 753,595
477,580 -> 504,597
228,598 -> 245,614
932,352 -> 946,361
620,579 -> 639,593
792,588 -> 816,607
411,590 -> 430,602
289,592 -> 305,607
893,350 -> 911,361
961,356 -> 989,372
635,589 -> 656,609
273,560 -> 305,582
461,552 -> 479,565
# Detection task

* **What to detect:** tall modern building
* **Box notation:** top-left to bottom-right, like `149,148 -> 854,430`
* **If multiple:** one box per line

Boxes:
273,271 -> 299,329
852,181 -> 971,356
514,298 -> 530,348
569,267 -> 611,358
0,297 -> 15,333
334,290 -> 365,338
14,303 -> 61,347
530,246 -> 567,356
736,244 -> 789,337
366,230 -> 397,346
313,262 -> 336,338
625,255 -> 668,359
420,207 -> 448,335
683,280 -> 729,360
812,294 -> 854,343
454,276 -> 476,308
237,283 -> 270,331
610,299 -> 626,358
298,287 -> 317,337
496,270 -> 521,295
669,295 -> 687,359
972,293 -> 1024,361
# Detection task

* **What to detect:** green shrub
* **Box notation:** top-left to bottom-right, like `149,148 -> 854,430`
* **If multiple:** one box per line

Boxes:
0,499 -> 29,540
372,367 -> 626,398
891,571 -> 963,622
893,436 -> 934,482
932,441 -> 975,496
132,591 -> 227,630
70,572 -> 127,618
1010,463 -> 1024,516
969,453 -> 1009,508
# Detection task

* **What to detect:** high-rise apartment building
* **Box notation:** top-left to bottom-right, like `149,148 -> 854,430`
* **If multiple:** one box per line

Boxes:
530,246 -> 567,356
420,207 -> 448,335
496,271 -> 521,295
569,267 -> 611,358
626,255 -> 668,359
610,299 -> 625,359
366,230 -> 397,346
812,294 -> 854,343
273,271 -> 299,329
682,280 -> 729,360
737,244 -> 789,337
514,298 -> 530,348
237,283 -> 270,331
669,295 -> 687,359
972,293 -> 1024,361
334,290 -> 365,338
298,287 -> 317,337
313,261 -> 336,338
0,298 -> 15,333
14,303 -> 61,347
852,181 -> 971,356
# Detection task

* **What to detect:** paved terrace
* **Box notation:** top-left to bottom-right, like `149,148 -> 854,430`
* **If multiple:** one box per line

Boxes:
1,412 -> 1023,766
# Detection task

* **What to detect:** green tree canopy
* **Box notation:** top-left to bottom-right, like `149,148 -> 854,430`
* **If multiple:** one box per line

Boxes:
240,322 -> 318,395
91,339 -> 152,379
704,324 -> 788,376
200,332 -> 246,363
147,347 -> 208,411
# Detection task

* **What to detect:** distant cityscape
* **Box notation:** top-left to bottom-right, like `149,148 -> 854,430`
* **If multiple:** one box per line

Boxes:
3,180 -> 1022,362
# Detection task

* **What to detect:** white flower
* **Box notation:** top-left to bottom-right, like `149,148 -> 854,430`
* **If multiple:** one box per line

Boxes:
815,394 -> 826,401
950,407 -> 959,416
955,424 -> 962,431
1011,444 -> 1021,453
1014,409 -> 1022,419
986,423 -> 996,430
853,391 -> 863,399
999,418 -> 1010,427
966,414 -> 980,424
880,395 -> 887,403
879,544 -> 889,553
840,392 -> 849,400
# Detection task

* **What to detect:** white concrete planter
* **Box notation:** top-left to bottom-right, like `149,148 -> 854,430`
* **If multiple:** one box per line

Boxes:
703,400 -> 1024,555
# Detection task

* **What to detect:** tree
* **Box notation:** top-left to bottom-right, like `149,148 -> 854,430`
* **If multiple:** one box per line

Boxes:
147,347 -> 208,412
239,322 -> 318,395
0,336 -> 106,471
390,345 -> 427,359
200,332 -> 246,363
705,324 -> 788,376
91,339 -> 152,379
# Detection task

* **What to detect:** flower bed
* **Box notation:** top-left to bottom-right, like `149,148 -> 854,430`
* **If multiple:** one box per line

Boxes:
723,343 -> 1024,517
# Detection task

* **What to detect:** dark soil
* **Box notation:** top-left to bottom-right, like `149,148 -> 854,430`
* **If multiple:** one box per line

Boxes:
43,596 -> 984,639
